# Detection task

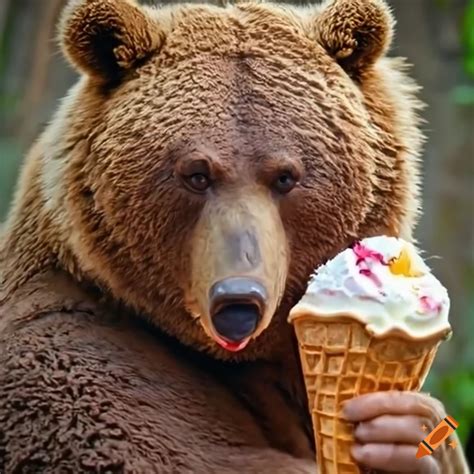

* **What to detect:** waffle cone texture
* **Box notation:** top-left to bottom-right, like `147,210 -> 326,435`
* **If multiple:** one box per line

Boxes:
291,312 -> 443,474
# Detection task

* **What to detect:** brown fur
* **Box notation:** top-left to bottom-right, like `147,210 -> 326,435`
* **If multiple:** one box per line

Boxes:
1,0 -> 427,471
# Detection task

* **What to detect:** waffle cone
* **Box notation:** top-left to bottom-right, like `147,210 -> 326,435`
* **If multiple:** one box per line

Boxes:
291,310 -> 444,474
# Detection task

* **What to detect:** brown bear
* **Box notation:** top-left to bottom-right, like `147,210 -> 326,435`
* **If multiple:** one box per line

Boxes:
0,0 -> 469,472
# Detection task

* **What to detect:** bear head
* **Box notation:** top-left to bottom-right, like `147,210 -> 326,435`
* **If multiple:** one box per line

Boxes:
3,0 -> 423,361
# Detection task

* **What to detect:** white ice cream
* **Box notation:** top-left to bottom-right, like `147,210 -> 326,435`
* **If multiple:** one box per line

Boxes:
289,236 -> 451,339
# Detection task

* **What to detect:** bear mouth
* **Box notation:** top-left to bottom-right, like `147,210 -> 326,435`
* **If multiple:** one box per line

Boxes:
210,300 -> 263,352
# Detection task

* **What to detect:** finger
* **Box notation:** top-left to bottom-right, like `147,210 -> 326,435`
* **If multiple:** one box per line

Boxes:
354,415 -> 433,444
352,444 -> 440,473
343,391 -> 444,422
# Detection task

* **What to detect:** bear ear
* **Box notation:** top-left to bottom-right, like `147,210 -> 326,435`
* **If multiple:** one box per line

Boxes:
60,0 -> 164,81
314,0 -> 394,76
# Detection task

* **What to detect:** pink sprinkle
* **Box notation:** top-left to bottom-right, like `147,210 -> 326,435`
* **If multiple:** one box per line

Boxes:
420,295 -> 442,314
352,242 -> 385,266
359,267 -> 382,287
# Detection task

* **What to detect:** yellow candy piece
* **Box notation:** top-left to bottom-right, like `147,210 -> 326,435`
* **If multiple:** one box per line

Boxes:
389,246 -> 423,277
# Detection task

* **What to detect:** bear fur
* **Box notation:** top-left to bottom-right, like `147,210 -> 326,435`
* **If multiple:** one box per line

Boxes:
1,0 -> 425,471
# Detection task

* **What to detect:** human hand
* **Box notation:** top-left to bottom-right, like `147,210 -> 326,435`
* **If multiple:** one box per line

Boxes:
343,391 -> 468,473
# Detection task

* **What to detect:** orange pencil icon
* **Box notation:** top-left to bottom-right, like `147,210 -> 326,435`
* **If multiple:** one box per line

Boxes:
416,415 -> 459,458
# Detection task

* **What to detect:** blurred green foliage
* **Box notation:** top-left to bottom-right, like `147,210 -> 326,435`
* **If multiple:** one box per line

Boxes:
0,140 -> 21,219
425,369 -> 474,446
453,0 -> 474,104
462,0 -> 474,77
0,6 -> 22,219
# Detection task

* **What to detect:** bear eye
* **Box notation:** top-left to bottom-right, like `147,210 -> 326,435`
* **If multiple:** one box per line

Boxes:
273,172 -> 297,194
184,173 -> 211,193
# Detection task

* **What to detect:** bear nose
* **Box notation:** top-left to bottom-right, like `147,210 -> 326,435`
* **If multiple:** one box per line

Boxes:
209,278 -> 267,342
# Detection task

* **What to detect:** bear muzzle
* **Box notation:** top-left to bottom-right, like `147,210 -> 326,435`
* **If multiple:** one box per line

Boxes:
187,189 -> 289,352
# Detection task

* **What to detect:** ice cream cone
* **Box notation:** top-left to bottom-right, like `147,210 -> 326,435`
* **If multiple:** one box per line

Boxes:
287,236 -> 451,473
291,309 -> 445,474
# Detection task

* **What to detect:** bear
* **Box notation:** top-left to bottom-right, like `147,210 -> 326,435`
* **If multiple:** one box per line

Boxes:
0,0 -> 469,472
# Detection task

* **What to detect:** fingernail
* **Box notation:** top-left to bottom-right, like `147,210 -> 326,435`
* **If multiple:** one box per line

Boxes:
351,444 -> 364,461
353,422 -> 363,439
341,401 -> 353,419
